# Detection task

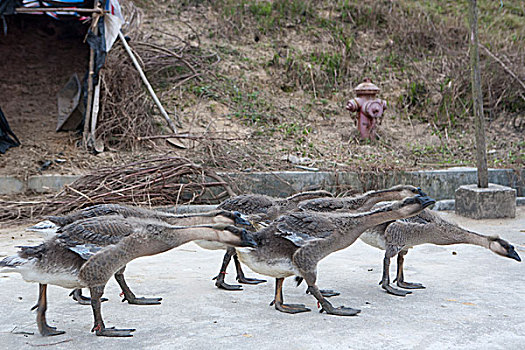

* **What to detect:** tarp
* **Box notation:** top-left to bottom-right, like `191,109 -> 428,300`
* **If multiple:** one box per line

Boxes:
1,1 -> 91,17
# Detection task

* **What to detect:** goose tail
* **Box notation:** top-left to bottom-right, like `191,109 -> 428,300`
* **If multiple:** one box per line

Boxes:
26,220 -> 59,238
0,254 -> 28,271
294,276 -> 304,287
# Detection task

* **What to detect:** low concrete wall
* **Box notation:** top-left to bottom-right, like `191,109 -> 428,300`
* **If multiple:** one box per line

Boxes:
400,167 -> 523,200
0,176 -> 24,195
0,167 -> 523,200
223,167 -> 523,201
226,171 -> 363,197
27,174 -> 81,193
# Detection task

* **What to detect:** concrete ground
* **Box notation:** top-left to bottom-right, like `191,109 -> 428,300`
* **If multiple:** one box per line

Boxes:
0,209 -> 524,350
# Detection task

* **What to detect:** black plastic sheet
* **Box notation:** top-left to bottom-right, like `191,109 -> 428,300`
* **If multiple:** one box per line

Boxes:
0,106 -> 20,154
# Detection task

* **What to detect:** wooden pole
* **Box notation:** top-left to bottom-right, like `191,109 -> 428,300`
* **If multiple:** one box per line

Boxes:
82,23 -> 97,149
469,0 -> 488,188
118,31 -> 178,134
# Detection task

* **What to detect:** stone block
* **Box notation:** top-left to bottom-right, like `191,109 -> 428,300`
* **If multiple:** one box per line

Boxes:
432,199 -> 455,211
455,183 -> 516,219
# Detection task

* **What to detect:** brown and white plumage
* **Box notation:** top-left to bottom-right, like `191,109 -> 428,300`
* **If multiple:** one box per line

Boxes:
359,208 -> 522,296
28,204 -> 254,303
218,190 -> 333,222
206,190 -> 333,290
296,185 -> 419,212
1,216 -> 256,337
236,195 -> 435,316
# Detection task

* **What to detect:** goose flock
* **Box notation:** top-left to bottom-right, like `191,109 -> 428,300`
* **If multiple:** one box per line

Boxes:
1,185 -> 520,337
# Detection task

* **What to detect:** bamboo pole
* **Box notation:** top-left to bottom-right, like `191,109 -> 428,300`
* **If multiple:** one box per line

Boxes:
15,7 -> 106,14
118,31 -> 178,134
90,78 -> 104,153
469,0 -> 488,188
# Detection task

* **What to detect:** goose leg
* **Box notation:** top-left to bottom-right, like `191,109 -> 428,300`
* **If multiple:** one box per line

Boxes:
36,284 -> 65,336
212,248 -> 243,290
233,251 -> 266,285
115,267 -> 162,305
307,288 -> 340,298
380,253 -> 411,297
270,278 -> 310,314
395,251 -> 425,289
90,285 -> 135,337
69,289 -> 108,305
302,273 -> 359,316
295,276 -> 340,298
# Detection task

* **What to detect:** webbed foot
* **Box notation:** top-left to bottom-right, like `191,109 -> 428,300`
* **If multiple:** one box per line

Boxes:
213,275 -> 243,290
273,301 -> 311,314
236,276 -> 266,285
40,323 -> 66,337
306,288 -> 340,298
382,284 -> 412,297
397,281 -> 425,289
321,289 -> 340,298
122,295 -> 162,305
93,325 -> 135,337
320,305 -> 361,316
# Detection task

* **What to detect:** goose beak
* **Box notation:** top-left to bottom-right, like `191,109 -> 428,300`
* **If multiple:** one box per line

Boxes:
507,247 -> 521,262
233,212 -> 255,228
415,194 -> 436,209
417,188 -> 428,197
240,229 -> 258,248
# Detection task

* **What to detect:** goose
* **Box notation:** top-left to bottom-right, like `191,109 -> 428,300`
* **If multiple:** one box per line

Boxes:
26,204 -> 253,304
234,193 -> 435,316
1,216 -> 257,337
34,203 -> 251,235
359,208 -> 522,296
209,186 -> 419,292
205,190 -> 333,290
296,185 -> 420,212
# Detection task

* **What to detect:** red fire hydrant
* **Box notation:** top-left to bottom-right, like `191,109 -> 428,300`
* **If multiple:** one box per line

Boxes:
346,78 -> 387,140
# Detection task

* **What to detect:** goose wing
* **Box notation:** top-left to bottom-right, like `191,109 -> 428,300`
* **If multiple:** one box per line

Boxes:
67,243 -> 103,260
398,209 -> 441,225
297,198 -> 344,212
57,215 -> 136,246
274,212 -> 335,247
218,195 -> 275,215
46,204 -> 138,227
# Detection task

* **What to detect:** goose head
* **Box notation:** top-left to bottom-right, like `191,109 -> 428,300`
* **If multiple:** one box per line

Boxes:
488,236 -> 521,262
213,224 -> 258,248
214,210 -> 255,229
389,194 -> 436,217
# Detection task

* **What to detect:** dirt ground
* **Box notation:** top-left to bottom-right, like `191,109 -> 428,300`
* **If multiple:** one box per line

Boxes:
0,16 -> 88,177
0,208 -> 523,349
0,15 -> 145,178
0,2 -> 523,181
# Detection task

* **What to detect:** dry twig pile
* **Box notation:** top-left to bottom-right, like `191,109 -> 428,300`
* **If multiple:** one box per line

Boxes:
0,157 -> 235,222
96,1 -> 219,150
